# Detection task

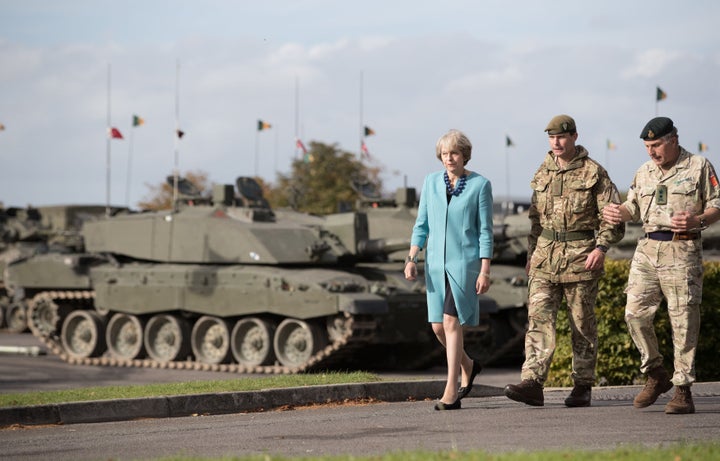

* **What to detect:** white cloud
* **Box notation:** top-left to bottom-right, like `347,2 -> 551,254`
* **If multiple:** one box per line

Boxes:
622,48 -> 684,79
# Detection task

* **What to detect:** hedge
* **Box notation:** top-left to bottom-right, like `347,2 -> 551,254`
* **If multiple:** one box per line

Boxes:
547,259 -> 720,386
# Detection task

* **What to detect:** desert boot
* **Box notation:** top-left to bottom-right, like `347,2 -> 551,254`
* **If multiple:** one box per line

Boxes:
634,366 -> 673,408
564,384 -> 592,407
504,379 -> 544,406
665,385 -> 695,414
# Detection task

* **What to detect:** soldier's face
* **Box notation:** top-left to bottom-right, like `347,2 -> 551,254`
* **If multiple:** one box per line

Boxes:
644,135 -> 679,169
548,132 -> 577,160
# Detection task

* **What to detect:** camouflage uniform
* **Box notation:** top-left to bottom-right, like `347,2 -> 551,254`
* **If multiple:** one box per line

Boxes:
523,146 -> 624,385
622,146 -> 720,386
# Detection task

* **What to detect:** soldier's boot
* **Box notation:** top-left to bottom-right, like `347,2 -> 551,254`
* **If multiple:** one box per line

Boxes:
633,366 -> 673,409
664,386 -> 695,414
504,379 -> 544,406
564,384 -> 592,407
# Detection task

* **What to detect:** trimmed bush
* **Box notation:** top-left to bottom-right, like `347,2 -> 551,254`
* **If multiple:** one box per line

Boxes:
547,259 -> 720,386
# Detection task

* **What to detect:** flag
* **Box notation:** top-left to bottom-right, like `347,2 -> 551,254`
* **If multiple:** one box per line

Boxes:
295,138 -> 308,155
109,127 -> 123,139
257,119 -> 272,131
361,141 -> 371,159
506,135 -> 514,147
607,139 -> 617,150
364,126 -> 375,136
176,129 -> 185,139
699,142 -> 709,153
0,123 -> 5,131
132,115 -> 144,127
656,86 -> 667,102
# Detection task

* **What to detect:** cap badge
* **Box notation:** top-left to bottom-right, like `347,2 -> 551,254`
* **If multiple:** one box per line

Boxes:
562,122 -> 568,131
647,129 -> 655,139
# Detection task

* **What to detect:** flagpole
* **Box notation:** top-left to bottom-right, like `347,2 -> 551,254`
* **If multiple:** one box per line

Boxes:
125,120 -> 134,208
504,139 -> 510,221
359,71 -> 364,159
173,59 -> 180,211
274,125 -> 279,174
106,63 -> 112,217
254,130 -> 259,177
294,76 -> 300,159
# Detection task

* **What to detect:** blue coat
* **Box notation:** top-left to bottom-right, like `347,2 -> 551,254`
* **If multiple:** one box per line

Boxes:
411,171 -> 494,326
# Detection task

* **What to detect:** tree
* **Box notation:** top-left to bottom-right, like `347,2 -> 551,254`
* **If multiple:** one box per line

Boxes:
270,142 -> 382,214
138,170 -> 210,211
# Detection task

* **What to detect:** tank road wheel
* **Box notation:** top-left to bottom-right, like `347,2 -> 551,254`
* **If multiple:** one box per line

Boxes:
231,317 -> 276,367
106,313 -> 146,360
273,319 -> 326,368
5,300 -> 29,333
191,316 -> 230,364
144,314 -> 191,363
29,295 -> 61,337
61,310 -> 107,359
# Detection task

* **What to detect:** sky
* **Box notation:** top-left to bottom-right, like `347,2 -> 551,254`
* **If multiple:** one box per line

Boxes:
1,0 -> 719,209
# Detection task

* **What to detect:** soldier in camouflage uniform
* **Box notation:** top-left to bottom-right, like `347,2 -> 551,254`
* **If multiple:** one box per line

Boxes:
603,117 -> 720,414
505,114 -> 625,407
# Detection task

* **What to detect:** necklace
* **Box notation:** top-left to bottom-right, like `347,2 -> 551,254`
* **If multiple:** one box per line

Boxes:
444,171 -> 467,197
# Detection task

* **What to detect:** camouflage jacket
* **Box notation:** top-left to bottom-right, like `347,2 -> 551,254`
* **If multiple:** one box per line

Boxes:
527,146 -> 625,283
624,146 -> 720,231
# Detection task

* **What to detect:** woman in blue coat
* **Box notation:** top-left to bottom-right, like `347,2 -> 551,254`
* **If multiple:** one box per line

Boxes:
405,129 -> 494,410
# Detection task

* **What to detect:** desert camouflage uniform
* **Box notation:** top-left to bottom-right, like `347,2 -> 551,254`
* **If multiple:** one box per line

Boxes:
622,146 -> 720,386
522,146 -> 624,385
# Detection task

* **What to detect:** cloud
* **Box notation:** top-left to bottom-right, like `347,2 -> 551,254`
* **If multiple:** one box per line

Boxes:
622,48 -> 683,79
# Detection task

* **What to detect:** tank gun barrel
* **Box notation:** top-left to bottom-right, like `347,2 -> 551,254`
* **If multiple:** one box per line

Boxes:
356,238 -> 410,259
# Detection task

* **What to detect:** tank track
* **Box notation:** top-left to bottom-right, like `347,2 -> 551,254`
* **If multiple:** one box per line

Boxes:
27,290 -> 391,375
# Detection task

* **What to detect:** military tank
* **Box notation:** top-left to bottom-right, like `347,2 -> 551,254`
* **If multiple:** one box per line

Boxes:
5,177 -> 438,373
0,204 -> 114,333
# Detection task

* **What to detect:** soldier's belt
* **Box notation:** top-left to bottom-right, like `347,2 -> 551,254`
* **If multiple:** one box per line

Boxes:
540,228 -> 595,242
646,231 -> 700,241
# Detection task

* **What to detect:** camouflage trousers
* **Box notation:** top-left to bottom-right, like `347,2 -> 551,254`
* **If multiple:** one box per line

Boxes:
625,238 -> 702,386
520,277 -> 599,386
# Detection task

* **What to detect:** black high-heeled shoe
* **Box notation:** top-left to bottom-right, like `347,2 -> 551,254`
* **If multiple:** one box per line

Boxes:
434,399 -> 461,411
458,359 -> 482,400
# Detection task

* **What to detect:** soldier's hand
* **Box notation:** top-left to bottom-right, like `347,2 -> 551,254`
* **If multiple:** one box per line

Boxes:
670,210 -> 692,232
602,204 -> 623,225
584,249 -> 605,271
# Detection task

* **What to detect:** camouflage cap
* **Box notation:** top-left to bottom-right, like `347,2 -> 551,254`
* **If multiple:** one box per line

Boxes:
544,114 -> 576,135
640,116 -> 674,140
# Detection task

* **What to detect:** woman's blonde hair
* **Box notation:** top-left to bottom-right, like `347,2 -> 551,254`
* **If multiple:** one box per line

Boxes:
436,129 -> 472,165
